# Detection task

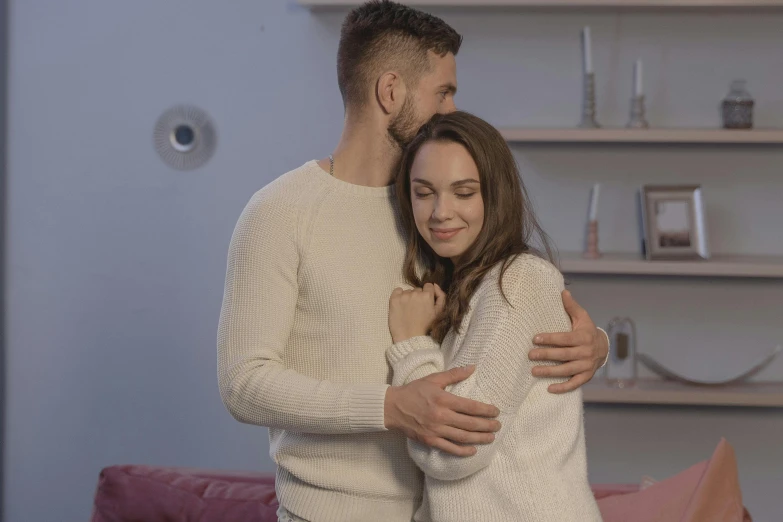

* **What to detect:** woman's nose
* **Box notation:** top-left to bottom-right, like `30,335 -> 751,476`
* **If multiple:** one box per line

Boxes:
432,197 -> 453,221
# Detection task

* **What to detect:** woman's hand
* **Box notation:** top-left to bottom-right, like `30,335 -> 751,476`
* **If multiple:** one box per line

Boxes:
388,283 -> 446,343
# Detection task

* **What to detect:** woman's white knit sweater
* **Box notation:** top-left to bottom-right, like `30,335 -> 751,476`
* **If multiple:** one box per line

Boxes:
387,254 -> 603,522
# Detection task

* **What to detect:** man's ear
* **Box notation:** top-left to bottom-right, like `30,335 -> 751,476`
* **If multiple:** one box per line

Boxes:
376,71 -> 405,115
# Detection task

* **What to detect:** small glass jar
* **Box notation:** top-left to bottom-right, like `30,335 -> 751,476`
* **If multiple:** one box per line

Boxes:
721,79 -> 754,129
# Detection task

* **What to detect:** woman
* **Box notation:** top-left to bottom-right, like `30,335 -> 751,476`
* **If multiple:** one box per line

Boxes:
387,111 -> 602,522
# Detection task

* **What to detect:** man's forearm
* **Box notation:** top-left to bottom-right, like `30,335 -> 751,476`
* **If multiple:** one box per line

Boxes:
219,359 -> 389,434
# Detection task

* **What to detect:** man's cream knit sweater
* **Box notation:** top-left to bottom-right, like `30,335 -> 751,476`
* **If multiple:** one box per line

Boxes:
387,255 -> 603,522
218,161 -> 423,522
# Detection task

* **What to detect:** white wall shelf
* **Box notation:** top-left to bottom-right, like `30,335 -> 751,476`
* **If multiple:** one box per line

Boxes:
583,379 -> 783,407
300,0 -> 783,9
558,253 -> 783,278
499,128 -> 783,144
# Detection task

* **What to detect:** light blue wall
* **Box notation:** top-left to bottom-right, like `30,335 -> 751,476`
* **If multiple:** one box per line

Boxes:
0,0 -> 6,516
4,1 -> 782,521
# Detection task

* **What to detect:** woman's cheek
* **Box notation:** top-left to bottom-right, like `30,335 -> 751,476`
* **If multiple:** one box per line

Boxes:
412,202 -> 429,230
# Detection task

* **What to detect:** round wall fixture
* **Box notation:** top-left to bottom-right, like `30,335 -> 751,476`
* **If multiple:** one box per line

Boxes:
153,105 -> 217,171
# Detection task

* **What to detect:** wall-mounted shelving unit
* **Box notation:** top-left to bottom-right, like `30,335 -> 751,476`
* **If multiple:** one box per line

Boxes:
499,128 -> 783,144
583,379 -> 783,407
303,0 -> 783,410
300,0 -> 783,9
558,253 -> 783,278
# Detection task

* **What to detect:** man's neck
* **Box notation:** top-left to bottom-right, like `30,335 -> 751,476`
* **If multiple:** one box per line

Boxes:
319,116 -> 402,188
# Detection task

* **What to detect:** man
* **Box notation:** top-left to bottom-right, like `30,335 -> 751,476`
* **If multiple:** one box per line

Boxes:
218,2 -> 609,521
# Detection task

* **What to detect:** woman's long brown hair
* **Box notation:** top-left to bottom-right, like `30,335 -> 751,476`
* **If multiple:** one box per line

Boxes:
396,111 -> 556,343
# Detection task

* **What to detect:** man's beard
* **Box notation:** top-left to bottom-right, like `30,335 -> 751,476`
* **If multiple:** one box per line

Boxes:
387,95 -> 423,149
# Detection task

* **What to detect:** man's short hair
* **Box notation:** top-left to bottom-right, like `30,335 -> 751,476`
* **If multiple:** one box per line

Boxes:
337,0 -> 462,109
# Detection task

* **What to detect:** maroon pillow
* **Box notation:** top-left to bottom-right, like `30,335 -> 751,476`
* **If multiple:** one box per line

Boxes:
90,465 -> 279,522
90,464 -> 641,522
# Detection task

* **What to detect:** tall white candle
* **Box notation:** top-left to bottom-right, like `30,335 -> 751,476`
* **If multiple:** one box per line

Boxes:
582,27 -> 593,74
633,59 -> 643,97
589,183 -> 600,221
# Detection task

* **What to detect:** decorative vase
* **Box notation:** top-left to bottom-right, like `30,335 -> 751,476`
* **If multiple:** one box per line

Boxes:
721,79 -> 754,129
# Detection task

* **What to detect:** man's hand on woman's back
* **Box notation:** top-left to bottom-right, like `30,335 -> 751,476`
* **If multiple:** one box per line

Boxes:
528,290 -> 610,393
384,366 -> 501,457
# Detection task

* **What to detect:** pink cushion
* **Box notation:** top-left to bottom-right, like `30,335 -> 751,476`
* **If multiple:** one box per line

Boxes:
90,465 -> 279,522
591,483 -> 641,500
597,438 -> 752,522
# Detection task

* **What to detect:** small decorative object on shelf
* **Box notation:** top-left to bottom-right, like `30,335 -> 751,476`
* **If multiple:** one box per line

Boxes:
721,79 -> 754,129
605,317 -> 637,388
640,185 -> 710,260
583,184 -> 602,259
638,345 -> 781,386
626,60 -> 649,128
580,73 -> 600,129
579,27 -> 600,128
584,221 -> 601,259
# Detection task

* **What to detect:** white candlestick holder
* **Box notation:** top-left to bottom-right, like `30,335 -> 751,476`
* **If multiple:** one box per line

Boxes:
626,94 -> 650,129
583,220 -> 602,259
579,72 -> 601,129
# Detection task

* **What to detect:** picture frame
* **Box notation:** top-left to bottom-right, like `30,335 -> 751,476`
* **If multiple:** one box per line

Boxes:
640,185 -> 710,260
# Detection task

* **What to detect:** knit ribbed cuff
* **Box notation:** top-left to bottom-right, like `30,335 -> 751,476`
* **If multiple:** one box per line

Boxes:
348,384 -> 390,432
387,336 -> 440,365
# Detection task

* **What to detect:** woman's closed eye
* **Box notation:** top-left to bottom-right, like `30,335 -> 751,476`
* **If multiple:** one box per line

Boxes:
415,190 -> 476,199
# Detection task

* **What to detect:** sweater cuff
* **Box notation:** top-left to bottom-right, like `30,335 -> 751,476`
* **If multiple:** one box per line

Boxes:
387,336 -> 440,365
348,384 -> 390,432
597,327 -> 610,368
